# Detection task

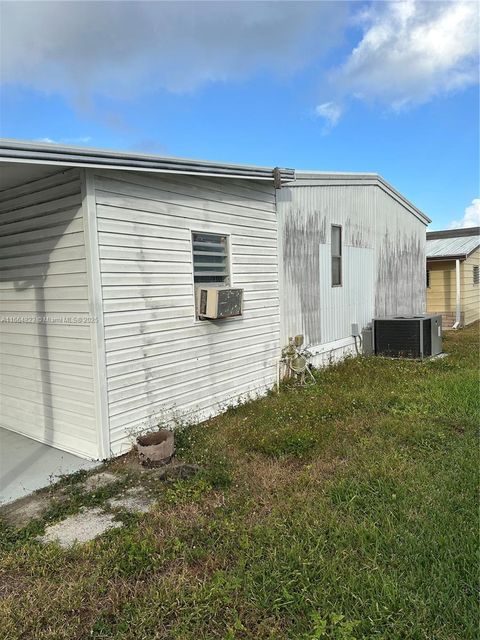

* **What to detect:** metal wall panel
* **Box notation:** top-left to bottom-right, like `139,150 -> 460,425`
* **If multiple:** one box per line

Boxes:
277,181 -> 426,353
374,188 -> 426,317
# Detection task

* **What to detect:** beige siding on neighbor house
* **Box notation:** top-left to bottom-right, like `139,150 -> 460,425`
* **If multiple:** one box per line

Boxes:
427,252 -> 479,327
463,247 -> 480,325
0,169 -> 99,458
426,260 -> 457,315
93,170 -> 280,455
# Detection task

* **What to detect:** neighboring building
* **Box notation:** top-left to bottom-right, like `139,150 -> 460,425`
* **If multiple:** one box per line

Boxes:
426,227 -> 480,329
0,140 -> 429,461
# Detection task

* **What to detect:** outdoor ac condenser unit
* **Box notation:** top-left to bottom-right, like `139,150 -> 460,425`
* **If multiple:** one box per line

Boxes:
373,314 -> 442,359
198,287 -> 244,319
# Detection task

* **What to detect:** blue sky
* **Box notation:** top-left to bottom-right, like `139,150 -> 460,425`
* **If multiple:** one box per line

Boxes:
0,1 -> 478,229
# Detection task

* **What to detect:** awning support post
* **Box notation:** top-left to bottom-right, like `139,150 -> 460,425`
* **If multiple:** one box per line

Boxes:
454,258 -> 461,328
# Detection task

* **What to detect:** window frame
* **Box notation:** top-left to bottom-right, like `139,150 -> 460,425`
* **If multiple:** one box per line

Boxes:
331,224 -> 342,287
191,230 -> 233,322
191,231 -> 231,287
473,264 -> 479,286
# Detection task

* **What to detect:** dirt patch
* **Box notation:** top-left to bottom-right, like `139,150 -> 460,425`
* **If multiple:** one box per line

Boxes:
108,487 -> 155,514
108,450 -> 151,475
156,462 -> 202,481
237,454 -> 302,494
82,471 -> 120,493
37,507 -> 123,548
305,455 -> 348,481
0,493 -> 51,529
0,572 -> 31,599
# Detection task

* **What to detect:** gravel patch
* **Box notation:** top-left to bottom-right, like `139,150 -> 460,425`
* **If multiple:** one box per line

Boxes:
37,507 -> 122,548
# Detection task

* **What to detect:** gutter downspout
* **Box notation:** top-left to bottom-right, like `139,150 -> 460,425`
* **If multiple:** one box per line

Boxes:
453,258 -> 461,329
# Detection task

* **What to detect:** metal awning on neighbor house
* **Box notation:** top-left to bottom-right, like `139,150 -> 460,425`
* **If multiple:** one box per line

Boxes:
426,227 -> 480,260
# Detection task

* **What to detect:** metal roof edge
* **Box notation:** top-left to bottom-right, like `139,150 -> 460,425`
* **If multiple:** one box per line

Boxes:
284,171 -> 430,225
426,254 -> 469,261
376,175 -> 430,225
427,227 -> 480,240
466,243 -> 480,257
0,138 -> 295,183
293,170 -> 379,180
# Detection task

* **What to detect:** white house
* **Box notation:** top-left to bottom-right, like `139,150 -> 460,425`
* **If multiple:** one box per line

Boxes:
0,140 -> 429,461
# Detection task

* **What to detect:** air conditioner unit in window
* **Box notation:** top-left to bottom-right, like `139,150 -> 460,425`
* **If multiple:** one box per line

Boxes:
198,287 -> 244,319
373,314 -> 442,359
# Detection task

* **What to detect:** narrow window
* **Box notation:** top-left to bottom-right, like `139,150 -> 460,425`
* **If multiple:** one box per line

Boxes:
426,269 -> 430,288
331,225 -> 342,287
192,232 -> 229,285
473,265 -> 479,285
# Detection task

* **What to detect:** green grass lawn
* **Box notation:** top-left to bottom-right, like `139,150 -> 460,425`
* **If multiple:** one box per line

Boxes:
1,324 -> 479,640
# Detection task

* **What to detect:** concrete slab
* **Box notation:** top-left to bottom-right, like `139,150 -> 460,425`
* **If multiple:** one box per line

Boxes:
0,428 -> 98,505
37,507 -> 123,548
108,487 -> 155,514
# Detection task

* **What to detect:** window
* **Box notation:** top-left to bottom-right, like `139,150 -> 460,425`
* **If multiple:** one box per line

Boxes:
426,269 -> 430,288
192,232 -> 229,285
473,265 -> 479,285
331,225 -> 342,287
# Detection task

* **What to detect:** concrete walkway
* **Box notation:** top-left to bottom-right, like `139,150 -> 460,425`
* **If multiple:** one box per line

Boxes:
0,428 -> 98,505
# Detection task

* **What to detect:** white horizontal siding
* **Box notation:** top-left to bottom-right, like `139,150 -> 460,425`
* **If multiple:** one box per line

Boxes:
109,358 -> 278,434
0,169 -> 98,458
95,170 -> 279,454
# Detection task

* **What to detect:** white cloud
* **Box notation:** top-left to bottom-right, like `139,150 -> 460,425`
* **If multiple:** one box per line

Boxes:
322,0 -> 479,124
3,1 -> 477,131
315,102 -> 343,129
448,199 -> 480,229
36,136 -> 92,145
0,1 -> 347,104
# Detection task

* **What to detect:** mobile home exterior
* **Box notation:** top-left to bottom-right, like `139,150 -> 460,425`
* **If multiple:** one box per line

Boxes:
277,172 -> 429,365
0,141 -> 429,460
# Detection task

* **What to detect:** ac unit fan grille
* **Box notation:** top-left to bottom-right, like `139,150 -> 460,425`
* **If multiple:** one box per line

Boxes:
375,320 -> 421,358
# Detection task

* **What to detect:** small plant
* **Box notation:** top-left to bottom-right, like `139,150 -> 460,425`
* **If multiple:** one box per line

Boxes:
163,477 -> 213,506
106,529 -> 160,577
304,612 -> 361,640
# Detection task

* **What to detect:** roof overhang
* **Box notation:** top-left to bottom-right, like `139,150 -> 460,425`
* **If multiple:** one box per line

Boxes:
426,255 -> 468,261
286,171 -> 431,225
427,227 -> 480,240
0,138 -> 295,186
